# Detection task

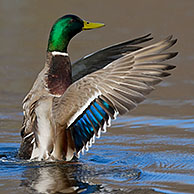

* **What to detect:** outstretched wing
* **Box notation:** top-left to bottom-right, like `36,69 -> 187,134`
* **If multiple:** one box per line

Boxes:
72,34 -> 153,82
53,36 -> 177,157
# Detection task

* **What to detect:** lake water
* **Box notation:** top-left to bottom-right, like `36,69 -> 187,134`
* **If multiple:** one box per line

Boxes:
0,0 -> 194,193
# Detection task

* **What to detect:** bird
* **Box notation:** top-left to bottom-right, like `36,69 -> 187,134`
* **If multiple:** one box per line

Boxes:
18,14 -> 178,161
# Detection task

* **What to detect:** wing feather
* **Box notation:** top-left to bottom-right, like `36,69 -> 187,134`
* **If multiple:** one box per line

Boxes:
52,36 -> 178,156
72,34 -> 153,82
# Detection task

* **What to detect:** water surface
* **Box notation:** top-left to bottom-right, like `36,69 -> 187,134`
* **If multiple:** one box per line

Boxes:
0,0 -> 194,193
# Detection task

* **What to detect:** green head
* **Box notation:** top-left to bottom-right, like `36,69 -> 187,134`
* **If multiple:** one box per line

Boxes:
47,14 -> 105,53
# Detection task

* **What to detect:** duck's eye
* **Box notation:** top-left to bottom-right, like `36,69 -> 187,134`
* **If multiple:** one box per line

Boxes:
70,19 -> 75,23
86,21 -> 89,24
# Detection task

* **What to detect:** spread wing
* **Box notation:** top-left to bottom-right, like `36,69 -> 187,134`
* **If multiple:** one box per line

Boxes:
72,33 -> 153,82
53,36 -> 177,157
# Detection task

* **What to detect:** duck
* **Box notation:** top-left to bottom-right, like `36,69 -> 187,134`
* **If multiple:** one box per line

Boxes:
18,14 -> 178,161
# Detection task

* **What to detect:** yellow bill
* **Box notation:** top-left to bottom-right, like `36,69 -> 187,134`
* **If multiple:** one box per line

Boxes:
83,20 -> 105,30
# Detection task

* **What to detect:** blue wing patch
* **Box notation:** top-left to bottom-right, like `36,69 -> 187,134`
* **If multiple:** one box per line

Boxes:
69,95 -> 117,155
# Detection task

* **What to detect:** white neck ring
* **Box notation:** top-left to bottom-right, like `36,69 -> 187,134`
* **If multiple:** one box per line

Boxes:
51,51 -> 69,57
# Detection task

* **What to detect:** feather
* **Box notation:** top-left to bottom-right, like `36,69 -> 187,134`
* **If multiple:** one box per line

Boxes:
72,34 -> 153,82
53,36 -> 177,157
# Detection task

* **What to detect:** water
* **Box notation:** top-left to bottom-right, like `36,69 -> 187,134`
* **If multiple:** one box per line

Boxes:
0,0 -> 194,193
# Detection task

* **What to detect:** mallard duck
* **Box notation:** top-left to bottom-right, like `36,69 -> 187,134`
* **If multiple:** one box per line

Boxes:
18,14 -> 178,161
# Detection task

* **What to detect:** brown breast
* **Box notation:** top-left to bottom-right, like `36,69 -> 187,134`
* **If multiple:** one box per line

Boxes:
46,53 -> 72,96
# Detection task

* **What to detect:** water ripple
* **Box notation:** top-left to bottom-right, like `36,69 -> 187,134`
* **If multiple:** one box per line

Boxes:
114,116 -> 194,130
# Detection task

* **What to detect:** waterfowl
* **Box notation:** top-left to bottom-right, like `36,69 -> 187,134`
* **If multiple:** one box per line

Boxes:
18,14 -> 178,161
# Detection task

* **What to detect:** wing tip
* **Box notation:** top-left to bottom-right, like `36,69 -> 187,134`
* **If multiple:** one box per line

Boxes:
169,52 -> 178,59
129,33 -> 153,45
166,64 -> 176,70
